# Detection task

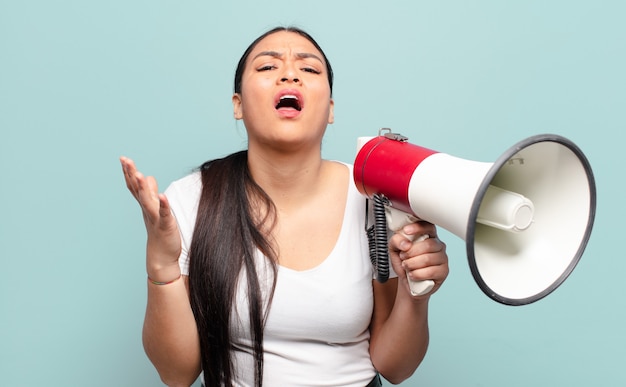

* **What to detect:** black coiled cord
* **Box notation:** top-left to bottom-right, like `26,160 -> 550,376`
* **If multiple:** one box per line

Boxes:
366,194 -> 390,283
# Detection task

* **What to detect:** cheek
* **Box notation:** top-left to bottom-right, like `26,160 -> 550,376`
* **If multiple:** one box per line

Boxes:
240,79 -> 273,113
312,87 -> 333,115
242,73 -> 274,92
240,97 -> 266,121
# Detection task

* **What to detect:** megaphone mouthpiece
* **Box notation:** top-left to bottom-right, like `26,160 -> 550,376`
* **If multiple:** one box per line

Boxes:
476,185 -> 534,232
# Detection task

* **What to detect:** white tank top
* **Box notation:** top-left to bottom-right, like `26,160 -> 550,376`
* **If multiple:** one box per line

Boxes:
165,163 -> 384,386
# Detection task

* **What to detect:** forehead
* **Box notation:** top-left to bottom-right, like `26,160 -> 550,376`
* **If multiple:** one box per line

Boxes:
249,31 -> 324,61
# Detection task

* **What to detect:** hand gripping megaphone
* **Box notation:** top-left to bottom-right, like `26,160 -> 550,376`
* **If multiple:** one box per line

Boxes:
354,128 -> 596,305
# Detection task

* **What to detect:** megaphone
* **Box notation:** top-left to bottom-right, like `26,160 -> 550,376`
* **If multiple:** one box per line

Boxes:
354,128 -> 596,306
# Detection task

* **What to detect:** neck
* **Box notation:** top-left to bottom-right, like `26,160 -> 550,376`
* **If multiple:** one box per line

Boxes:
247,144 -> 325,208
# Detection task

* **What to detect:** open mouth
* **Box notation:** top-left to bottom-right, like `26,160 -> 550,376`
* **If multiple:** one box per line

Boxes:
275,95 -> 302,111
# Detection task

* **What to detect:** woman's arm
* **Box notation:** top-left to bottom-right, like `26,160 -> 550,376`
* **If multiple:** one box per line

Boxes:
369,221 -> 448,384
143,276 -> 201,387
121,157 -> 201,386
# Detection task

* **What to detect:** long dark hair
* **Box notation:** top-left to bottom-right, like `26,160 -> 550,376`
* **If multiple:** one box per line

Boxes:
188,26 -> 334,387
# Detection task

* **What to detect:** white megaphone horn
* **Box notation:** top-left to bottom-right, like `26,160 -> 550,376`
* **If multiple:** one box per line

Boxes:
354,128 -> 596,306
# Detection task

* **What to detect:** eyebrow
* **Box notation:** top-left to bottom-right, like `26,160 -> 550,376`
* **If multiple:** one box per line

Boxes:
252,50 -> 324,64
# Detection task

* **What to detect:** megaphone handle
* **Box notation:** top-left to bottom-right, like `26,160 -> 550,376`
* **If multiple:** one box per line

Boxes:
402,233 -> 435,296
385,207 -> 435,296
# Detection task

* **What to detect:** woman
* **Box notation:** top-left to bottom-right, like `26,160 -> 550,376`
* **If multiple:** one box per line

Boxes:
120,26 -> 449,387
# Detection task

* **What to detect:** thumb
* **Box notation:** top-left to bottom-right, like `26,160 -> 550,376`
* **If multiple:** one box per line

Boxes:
158,193 -> 173,219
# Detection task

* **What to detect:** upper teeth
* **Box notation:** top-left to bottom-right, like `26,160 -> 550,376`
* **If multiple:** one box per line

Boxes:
281,95 -> 298,100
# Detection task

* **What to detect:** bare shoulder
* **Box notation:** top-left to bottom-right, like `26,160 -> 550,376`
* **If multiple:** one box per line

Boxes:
318,160 -> 350,199
322,160 -> 350,181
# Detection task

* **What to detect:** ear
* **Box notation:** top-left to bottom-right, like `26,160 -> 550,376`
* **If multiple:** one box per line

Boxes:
327,98 -> 335,124
232,93 -> 243,120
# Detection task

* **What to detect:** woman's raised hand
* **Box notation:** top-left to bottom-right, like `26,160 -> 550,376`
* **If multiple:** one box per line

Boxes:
120,156 -> 182,282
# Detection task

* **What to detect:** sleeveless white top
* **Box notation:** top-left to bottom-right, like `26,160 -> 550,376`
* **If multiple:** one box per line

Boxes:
165,163 -> 391,386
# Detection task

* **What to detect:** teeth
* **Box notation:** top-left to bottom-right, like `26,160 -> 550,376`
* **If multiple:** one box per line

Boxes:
276,94 -> 301,111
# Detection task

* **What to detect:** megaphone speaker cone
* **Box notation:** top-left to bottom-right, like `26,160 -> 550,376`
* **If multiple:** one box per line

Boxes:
467,134 -> 596,305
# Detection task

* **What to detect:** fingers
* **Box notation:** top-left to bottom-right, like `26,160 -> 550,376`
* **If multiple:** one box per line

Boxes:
397,239 -> 448,292
157,193 -> 174,220
389,221 -> 438,254
402,247 -> 448,279
120,156 -> 153,201
120,156 -> 141,199
398,237 -> 446,266
400,220 -> 438,241
136,174 -> 159,208
389,221 -> 449,289
120,156 -> 163,223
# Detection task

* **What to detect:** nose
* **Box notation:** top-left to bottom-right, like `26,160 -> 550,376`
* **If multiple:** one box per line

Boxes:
280,76 -> 299,83
279,63 -> 299,84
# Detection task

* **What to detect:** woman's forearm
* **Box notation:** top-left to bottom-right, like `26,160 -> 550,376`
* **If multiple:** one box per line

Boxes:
143,275 -> 202,387
370,284 -> 430,384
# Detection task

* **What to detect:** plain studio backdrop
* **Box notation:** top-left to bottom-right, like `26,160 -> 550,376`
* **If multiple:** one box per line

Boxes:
1,1 -> 624,386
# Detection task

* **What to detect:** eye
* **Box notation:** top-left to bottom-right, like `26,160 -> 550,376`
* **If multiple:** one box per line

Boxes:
302,67 -> 321,74
257,65 -> 276,72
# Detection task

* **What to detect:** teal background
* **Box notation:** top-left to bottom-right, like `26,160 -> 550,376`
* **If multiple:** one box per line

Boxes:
1,1 -> 624,386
